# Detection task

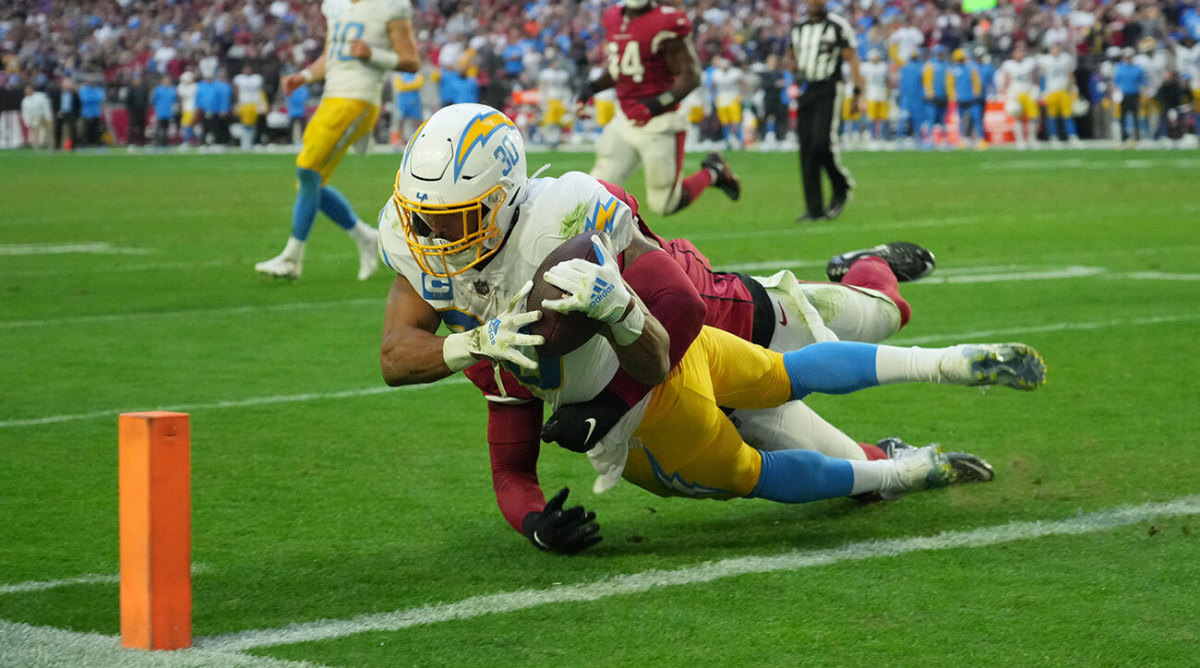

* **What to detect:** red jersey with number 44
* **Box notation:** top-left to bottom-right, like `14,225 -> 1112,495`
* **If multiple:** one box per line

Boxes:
601,4 -> 691,118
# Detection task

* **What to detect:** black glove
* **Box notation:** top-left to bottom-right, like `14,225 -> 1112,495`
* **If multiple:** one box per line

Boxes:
577,81 -> 596,105
541,388 -> 629,453
636,95 -> 669,117
522,487 -> 602,555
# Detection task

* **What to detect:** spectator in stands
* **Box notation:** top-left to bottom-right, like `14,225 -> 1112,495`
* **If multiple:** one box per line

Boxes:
125,72 -> 150,148
151,74 -> 178,148
287,78 -> 311,146
194,72 -> 216,145
52,77 -> 80,150
1114,47 -> 1147,148
21,84 -> 53,150
78,75 -> 106,148
212,70 -> 234,146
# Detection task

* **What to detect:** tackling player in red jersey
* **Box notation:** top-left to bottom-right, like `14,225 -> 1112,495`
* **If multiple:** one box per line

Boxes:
577,0 -> 742,217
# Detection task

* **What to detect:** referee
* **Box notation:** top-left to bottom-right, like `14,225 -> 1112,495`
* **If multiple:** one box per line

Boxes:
787,0 -> 864,222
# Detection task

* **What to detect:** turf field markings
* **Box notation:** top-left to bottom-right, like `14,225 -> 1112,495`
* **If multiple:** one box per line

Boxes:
3,254 -> 386,278
0,619 -> 329,668
0,565 -> 209,596
0,378 -> 471,429
0,242 -> 156,256
0,298 -> 380,330
917,265 -> 1104,284
893,312 -> 1200,345
689,216 -> 979,241
194,495 -> 1200,652
5,310 -> 1197,430
1120,271 -> 1200,281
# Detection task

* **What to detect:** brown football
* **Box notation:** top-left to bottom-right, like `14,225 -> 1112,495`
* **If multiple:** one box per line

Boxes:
526,230 -> 607,358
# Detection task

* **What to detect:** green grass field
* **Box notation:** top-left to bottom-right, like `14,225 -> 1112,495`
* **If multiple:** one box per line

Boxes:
2,147 -> 1199,666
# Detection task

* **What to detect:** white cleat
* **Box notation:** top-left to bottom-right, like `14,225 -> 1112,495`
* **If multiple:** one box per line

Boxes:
940,343 -> 1047,390
254,254 -> 301,279
880,444 -> 995,501
355,225 -> 380,281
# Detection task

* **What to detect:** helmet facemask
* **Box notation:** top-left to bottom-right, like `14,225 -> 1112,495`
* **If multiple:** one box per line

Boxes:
393,178 -> 512,278
391,103 -> 528,278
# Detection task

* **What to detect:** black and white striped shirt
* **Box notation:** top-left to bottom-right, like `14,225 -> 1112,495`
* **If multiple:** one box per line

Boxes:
790,12 -> 856,84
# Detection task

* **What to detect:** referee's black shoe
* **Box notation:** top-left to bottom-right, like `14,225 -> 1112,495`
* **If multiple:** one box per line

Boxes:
702,152 -> 741,201
825,189 -> 853,219
795,211 -> 827,223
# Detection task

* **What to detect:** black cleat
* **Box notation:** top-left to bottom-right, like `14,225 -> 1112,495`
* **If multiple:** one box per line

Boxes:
826,241 -> 936,283
877,437 -> 918,458
825,190 -> 853,219
795,211 -> 827,223
702,152 -> 741,201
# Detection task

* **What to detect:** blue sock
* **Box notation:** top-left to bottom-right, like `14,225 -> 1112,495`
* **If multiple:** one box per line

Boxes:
1047,116 -> 1059,139
748,449 -> 854,503
1064,117 -> 1077,138
319,184 -> 359,231
782,341 -> 879,400
290,168 -> 322,241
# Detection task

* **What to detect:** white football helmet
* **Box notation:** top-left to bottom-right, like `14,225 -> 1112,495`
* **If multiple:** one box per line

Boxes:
624,0 -> 653,10
393,103 -> 527,277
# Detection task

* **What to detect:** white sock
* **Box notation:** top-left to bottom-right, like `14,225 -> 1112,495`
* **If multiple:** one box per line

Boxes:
874,344 -> 951,384
283,236 -> 305,261
848,459 -> 897,495
348,220 -> 376,244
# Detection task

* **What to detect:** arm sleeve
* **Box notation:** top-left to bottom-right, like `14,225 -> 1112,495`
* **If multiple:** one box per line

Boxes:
604,246 -> 708,408
487,399 -> 547,534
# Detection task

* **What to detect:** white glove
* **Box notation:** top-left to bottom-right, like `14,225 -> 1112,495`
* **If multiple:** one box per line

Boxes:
542,236 -> 645,346
443,281 -> 544,371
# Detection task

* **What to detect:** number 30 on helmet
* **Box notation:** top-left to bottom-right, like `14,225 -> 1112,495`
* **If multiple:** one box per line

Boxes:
393,103 -> 528,277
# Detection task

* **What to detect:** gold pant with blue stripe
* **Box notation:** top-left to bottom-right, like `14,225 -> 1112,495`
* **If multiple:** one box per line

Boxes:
623,326 -> 793,499
297,97 -> 380,185
1044,90 -> 1073,118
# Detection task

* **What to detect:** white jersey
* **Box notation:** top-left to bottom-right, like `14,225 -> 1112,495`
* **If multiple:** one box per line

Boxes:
1038,52 -> 1075,93
321,0 -> 414,103
999,57 -> 1037,96
21,91 -> 52,124
711,66 -> 743,107
177,81 -> 197,113
1134,50 -> 1167,94
379,171 -> 637,411
862,60 -> 889,102
537,67 -> 571,104
232,72 -> 264,107
1175,43 -> 1200,85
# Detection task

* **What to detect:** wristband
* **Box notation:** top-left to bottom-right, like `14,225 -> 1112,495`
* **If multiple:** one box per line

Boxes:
655,91 -> 678,108
608,304 -> 645,347
368,49 -> 401,71
442,331 -> 477,372
299,69 -> 314,83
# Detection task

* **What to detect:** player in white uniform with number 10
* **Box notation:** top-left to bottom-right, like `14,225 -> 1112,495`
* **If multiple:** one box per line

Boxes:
255,0 -> 419,281
999,42 -> 1039,149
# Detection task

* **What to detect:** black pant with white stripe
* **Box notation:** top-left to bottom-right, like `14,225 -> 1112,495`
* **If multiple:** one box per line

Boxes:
796,79 -> 852,217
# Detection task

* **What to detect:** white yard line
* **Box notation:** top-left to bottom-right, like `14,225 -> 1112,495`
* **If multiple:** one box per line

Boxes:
892,312 -> 1200,345
0,243 -> 155,256
0,298 -> 379,330
0,620 -> 328,668
194,495 -> 1200,653
4,310 -> 1196,430
0,379 -> 467,429
0,565 -> 209,596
